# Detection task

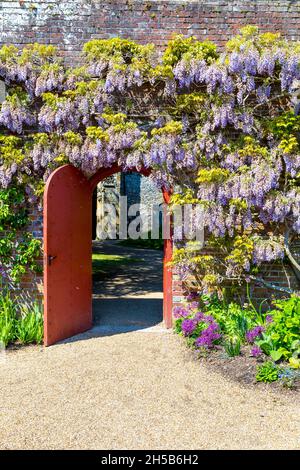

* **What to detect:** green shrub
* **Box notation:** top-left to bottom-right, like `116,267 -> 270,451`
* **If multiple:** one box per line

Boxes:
256,361 -> 279,383
269,296 -> 300,349
16,302 -> 43,344
0,289 -> 17,346
0,289 -> 43,346
201,296 -> 255,341
224,338 -> 241,357
255,296 -> 300,364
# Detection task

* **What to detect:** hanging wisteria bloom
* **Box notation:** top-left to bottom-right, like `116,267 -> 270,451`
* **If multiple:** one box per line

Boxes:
0,95 -> 36,134
1,27 -> 300,300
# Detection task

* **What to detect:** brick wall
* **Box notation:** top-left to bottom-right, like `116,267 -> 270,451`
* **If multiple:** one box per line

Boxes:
24,205 -> 44,301
1,0 -> 300,309
2,205 -> 43,303
1,1 -> 300,66
172,260 -> 300,309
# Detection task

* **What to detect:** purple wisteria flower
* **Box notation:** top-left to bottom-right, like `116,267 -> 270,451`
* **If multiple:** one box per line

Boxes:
181,318 -> 197,336
250,345 -> 263,357
246,325 -> 265,343
265,315 -> 273,324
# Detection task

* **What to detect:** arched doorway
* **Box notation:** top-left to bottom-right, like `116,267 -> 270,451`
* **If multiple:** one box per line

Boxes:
43,164 -> 173,346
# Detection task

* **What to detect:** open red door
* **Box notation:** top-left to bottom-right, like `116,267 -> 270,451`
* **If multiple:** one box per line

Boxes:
44,165 -> 92,346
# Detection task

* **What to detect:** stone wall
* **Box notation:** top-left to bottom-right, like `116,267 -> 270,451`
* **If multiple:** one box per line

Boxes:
95,173 -> 163,238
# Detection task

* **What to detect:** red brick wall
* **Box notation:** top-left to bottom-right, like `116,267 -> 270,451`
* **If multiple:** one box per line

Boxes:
5,206 -> 44,303
1,1 -> 300,65
22,205 -> 43,301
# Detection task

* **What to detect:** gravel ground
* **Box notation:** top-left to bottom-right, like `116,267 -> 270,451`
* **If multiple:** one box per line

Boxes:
1,242 -> 299,450
0,328 -> 300,450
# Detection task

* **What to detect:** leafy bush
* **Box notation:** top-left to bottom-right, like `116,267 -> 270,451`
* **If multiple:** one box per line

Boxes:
0,289 -> 43,346
255,296 -> 300,366
199,295 -> 257,341
16,302 -> 43,344
256,362 -> 279,383
0,186 -> 42,284
0,289 -> 17,346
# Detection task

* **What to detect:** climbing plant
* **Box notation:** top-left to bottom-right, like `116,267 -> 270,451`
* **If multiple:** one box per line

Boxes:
0,26 -> 300,296
0,186 -> 42,283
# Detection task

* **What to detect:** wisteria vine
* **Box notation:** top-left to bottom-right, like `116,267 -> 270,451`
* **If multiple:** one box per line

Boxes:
1,26 -> 300,294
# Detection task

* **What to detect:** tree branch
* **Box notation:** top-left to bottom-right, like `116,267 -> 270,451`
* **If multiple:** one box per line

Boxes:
249,275 -> 296,295
284,229 -> 300,282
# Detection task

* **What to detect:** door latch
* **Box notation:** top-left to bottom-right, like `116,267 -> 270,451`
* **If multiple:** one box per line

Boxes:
48,255 -> 57,266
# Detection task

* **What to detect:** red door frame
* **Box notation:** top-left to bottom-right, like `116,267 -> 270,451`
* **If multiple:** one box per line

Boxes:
44,164 -> 173,345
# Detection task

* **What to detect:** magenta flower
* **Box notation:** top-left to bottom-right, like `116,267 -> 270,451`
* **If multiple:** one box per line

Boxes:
246,326 -> 265,343
173,306 -> 189,318
250,345 -> 262,357
195,321 -> 221,348
266,315 -> 273,324
181,319 -> 197,336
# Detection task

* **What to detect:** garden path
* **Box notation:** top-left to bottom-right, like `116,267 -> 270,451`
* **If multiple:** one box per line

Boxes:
0,242 -> 299,449
92,240 -> 163,333
1,330 -> 300,449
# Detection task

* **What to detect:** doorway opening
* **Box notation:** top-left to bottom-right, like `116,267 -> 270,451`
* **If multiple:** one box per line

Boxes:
43,164 -> 172,346
91,171 -> 164,333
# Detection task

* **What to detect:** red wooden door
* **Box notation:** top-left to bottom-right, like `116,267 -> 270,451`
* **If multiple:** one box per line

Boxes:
44,165 -> 92,346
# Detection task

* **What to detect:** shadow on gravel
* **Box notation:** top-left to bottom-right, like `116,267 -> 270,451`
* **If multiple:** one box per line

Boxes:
92,240 -> 163,335
60,240 -> 164,344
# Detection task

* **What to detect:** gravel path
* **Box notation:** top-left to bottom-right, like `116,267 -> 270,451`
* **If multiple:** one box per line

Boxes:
92,241 -> 163,332
0,328 -> 300,450
0,242 -> 299,449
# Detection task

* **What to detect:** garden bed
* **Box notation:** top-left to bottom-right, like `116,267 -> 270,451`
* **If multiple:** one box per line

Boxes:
188,345 -> 300,394
174,294 -> 300,392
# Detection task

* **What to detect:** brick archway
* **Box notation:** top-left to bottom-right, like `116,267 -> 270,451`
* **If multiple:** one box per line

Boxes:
44,164 -> 173,346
